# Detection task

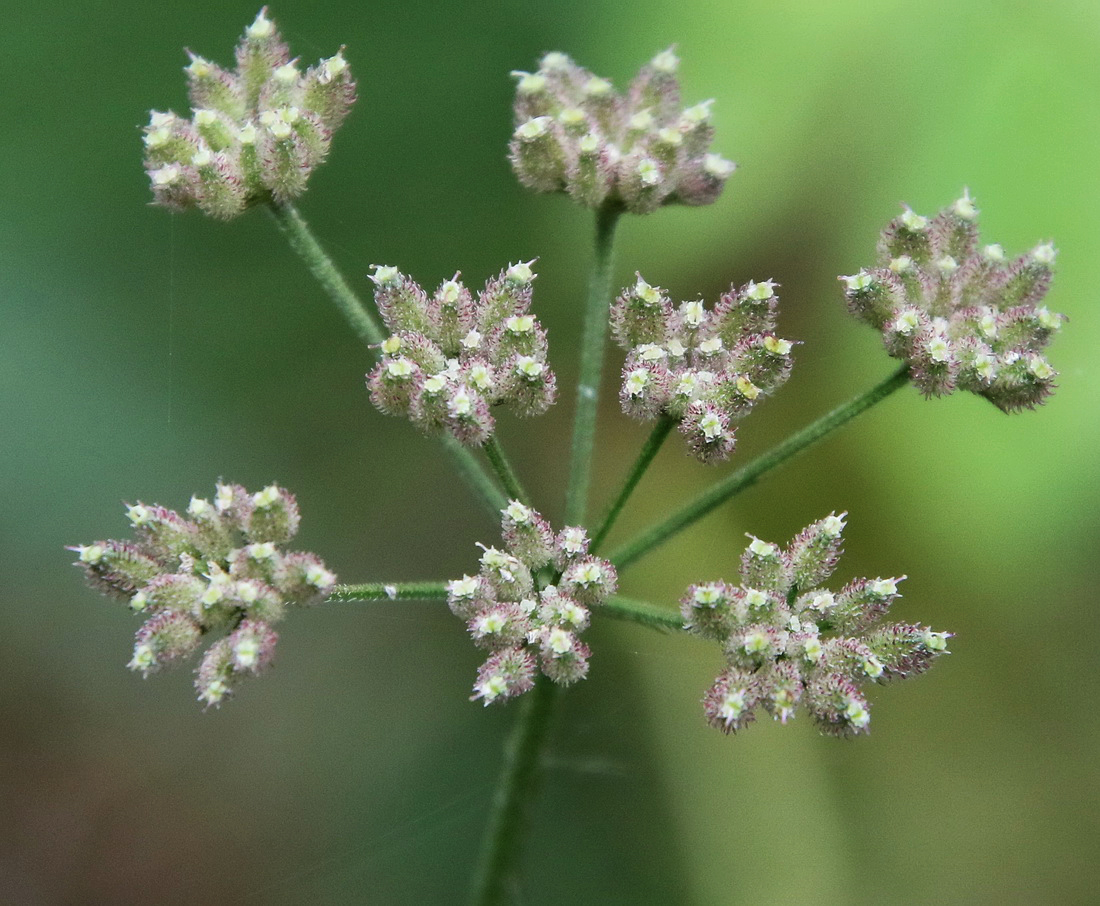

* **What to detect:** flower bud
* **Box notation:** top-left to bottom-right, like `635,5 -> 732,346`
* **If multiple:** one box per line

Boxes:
472,647 -> 537,705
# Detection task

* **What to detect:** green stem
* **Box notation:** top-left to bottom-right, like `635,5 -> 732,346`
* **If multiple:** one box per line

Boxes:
609,365 -> 911,571
483,436 -> 529,506
589,416 -> 675,555
266,199 -> 386,346
470,675 -> 559,905
564,204 -> 622,526
602,595 -> 685,632
445,435 -> 510,515
327,581 -> 448,602
265,199 -> 506,520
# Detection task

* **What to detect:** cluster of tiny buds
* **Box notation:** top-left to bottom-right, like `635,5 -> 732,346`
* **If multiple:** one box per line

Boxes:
681,513 -> 950,737
70,482 -> 336,707
447,501 -> 617,704
367,262 -> 556,445
509,48 -> 735,213
143,8 -> 356,219
611,274 -> 794,462
840,191 -> 1064,411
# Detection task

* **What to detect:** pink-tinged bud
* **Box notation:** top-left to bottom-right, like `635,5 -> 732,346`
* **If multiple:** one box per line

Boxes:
680,400 -> 736,464
554,526 -> 590,567
805,673 -> 871,737
447,574 -> 491,619
272,551 -> 335,606
126,503 -> 197,563
610,274 -> 672,348
537,587 -> 590,633
712,279 -> 779,339
765,660 -> 804,724
619,359 -> 671,419
229,578 -> 285,623
368,266 -> 556,441
367,357 -> 422,417
536,630 -> 591,685
864,623 -> 952,679
70,540 -> 164,599
184,56 -> 245,120
472,647 -> 537,705
370,267 -> 432,334
130,610 -> 203,676
499,354 -> 557,417
301,49 -> 356,131
501,500 -> 556,569
428,276 -> 477,356
703,667 -> 761,734
680,580 -> 739,641
909,326 -> 959,398
227,619 -> 278,675
726,623 -> 785,669
130,573 -> 206,615
469,601 -> 534,650
786,512 -> 846,591
831,576 -> 906,634
478,545 -> 534,600
509,117 -> 569,192
740,535 -> 789,594
560,556 -> 618,607
245,483 -> 300,544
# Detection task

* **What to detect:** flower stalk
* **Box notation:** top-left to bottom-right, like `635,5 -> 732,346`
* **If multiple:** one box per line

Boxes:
564,203 -> 622,525
609,364 -> 911,570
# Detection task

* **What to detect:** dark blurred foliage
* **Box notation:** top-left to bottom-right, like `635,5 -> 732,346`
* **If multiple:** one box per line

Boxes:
3,1 -> 1098,902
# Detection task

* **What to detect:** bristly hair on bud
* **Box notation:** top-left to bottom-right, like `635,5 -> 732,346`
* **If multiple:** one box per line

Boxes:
610,275 -> 793,463
840,191 -> 1065,411
453,504 -> 616,705
366,264 -> 556,445
682,513 -> 950,738
70,481 -> 337,707
508,49 -> 735,214
143,9 -> 357,218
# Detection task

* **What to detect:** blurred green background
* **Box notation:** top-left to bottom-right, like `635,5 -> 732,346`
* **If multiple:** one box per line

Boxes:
3,0 -> 1098,902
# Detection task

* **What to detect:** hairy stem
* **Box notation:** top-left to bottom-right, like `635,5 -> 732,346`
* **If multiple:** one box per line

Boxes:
266,199 -> 506,519
266,199 -> 386,346
589,416 -> 675,555
446,435 -> 510,515
470,675 -> 559,905
609,365 -> 911,571
327,581 -> 448,602
483,436 -> 529,507
603,595 -> 685,632
564,203 -> 622,526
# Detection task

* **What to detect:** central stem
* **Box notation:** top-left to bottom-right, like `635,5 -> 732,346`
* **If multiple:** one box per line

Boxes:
564,204 -> 622,526
469,676 -> 559,905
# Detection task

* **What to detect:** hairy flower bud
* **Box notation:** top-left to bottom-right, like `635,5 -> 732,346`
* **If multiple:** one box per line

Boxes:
144,9 -> 356,217
71,482 -> 335,707
843,192 -> 1064,411
610,276 -> 792,463
452,505 -> 615,703
684,515 -> 948,737
368,266 -> 556,444
509,49 -> 734,214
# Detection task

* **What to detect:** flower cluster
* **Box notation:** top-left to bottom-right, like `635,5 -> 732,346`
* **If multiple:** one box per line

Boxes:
367,263 -> 556,445
610,275 -> 794,462
448,501 -> 618,704
682,514 -> 950,736
841,192 -> 1064,411
508,48 -> 735,213
142,8 -> 355,219
70,483 -> 336,707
